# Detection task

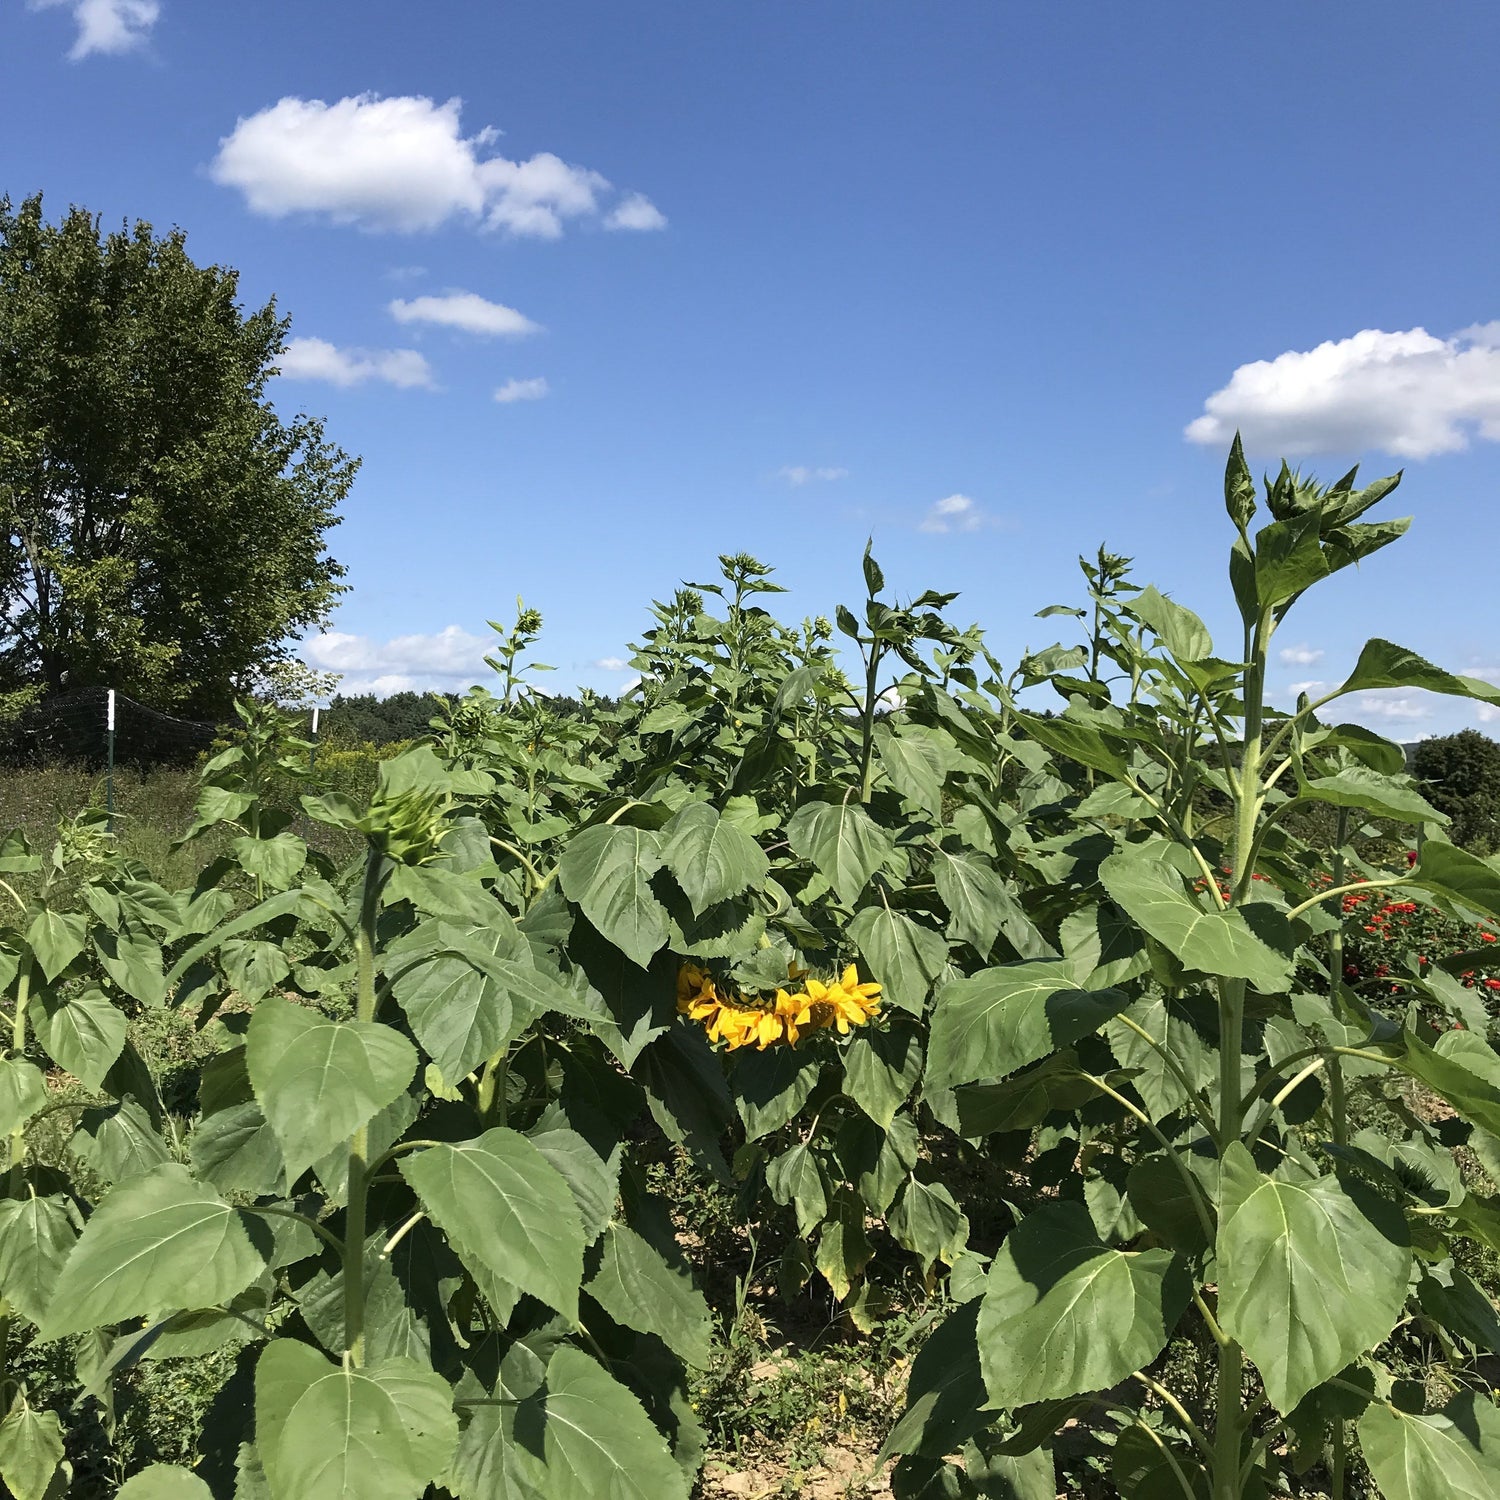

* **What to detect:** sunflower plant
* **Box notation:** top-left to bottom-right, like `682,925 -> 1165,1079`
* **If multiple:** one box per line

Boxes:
882,441 -> 1500,1499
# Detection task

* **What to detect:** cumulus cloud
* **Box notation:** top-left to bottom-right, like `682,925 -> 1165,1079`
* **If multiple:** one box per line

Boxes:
1278,644 -> 1324,666
302,625 -> 491,696
276,337 -> 435,390
1185,324 -> 1500,460
778,465 -> 848,486
211,93 -> 659,238
30,0 -> 158,59
389,291 -> 540,338
1352,693 -> 1433,722
593,656 -> 630,671
605,193 -> 667,231
493,377 -> 549,404
920,494 -> 986,534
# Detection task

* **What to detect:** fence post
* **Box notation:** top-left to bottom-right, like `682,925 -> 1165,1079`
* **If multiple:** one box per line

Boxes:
309,705 -> 320,777
105,689 -> 116,832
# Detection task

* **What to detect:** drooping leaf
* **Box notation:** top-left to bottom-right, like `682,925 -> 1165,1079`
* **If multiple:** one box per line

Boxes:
538,1346 -> 689,1500
400,1127 -> 585,1322
734,1046 -> 822,1141
45,1163 -> 269,1338
0,1193 -> 75,1325
815,1189 -> 874,1301
1105,994 -> 1211,1121
585,1222 -> 712,1369
1216,1142 -> 1410,1413
246,996 -> 416,1184
1111,1426 -> 1207,1500
232,833 -> 308,890
190,1101 -> 287,1197
1099,846 -> 1293,990
843,1024 -> 924,1128
255,1340 -> 458,1500
0,1394 -> 64,1500
849,906 -> 946,1014
953,1052 -> 1095,1136
70,1098 -> 173,1183
557,824 -> 669,968
527,1118 -> 620,1244
1356,1390 -> 1500,1500
765,1142 -> 829,1236
26,908 -> 86,982
933,850 -> 1010,958
30,984 -> 126,1089
877,724 -> 961,819
0,1057 -> 46,1136
887,1178 -> 969,1269
977,1201 -> 1190,1408
881,1301 -> 989,1460
925,960 -> 1129,1092
219,939 -> 290,1002
116,1465 -> 215,1498
786,798 -> 894,905
389,948 -> 519,1084
659,801 -> 768,917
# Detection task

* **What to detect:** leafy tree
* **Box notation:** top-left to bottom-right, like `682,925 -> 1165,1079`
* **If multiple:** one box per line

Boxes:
0,194 -> 356,718
1412,727 -> 1500,851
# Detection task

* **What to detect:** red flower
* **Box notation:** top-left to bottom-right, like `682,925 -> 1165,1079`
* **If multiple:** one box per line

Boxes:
1485,978 -> 1500,992
1407,850 -> 1418,867
1481,932 -> 1497,944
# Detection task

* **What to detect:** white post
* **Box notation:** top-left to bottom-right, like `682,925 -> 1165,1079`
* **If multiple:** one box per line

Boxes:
105,690 -> 117,828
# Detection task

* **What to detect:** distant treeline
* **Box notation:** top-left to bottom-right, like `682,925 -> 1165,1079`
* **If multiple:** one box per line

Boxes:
319,690 -> 621,746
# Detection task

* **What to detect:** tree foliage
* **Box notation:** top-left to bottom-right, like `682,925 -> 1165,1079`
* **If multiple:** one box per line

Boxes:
0,194 -> 355,717
1412,728 -> 1500,852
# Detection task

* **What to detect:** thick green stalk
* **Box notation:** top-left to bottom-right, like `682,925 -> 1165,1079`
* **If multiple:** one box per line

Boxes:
7,954 -> 31,1196
857,643 -> 883,804
0,954 -> 32,1401
343,849 -> 387,1366
1328,807 -> 1350,1149
1212,609 -> 1270,1500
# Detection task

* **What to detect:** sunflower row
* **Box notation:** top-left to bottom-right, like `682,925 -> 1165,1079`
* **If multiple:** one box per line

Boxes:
676,961 -> 881,1051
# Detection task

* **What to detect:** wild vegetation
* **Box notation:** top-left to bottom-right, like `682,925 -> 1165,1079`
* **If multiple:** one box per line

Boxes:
0,442 -> 1499,1500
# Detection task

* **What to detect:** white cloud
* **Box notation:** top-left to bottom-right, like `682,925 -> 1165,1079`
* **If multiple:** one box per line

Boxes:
605,193 -> 667,231
1286,680 -> 1330,698
593,656 -> 630,671
1278,644 -> 1324,666
389,291 -> 540,338
1185,324 -> 1500,460
30,0 -> 158,58
920,493 -> 984,534
778,465 -> 849,486
303,624 -> 491,695
494,377 -> 549,404
1354,692 -> 1433,722
211,93 -> 656,238
276,337 -> 435,390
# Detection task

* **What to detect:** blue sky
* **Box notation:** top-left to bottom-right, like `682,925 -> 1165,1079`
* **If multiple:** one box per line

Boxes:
5,1 -> 1499,734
